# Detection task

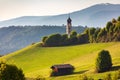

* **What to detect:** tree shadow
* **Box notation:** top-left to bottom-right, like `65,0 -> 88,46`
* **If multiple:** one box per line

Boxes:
73,70 -> 88,75
110,65 -> 120,71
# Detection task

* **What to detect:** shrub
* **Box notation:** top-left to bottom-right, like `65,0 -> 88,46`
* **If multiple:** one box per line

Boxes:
0,62 -> 25,80
61,34 -> 68,45
44,34 -> 62,46
95,50 -> 112,73
77,33 -> 89,44
70,31 -> 77,38
68,36 -> 78,45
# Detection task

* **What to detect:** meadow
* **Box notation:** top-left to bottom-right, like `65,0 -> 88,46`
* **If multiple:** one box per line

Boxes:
1,42 -> 120,79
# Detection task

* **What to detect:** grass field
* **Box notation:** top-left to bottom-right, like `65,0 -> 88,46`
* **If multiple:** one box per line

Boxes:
1,42 -> 120,79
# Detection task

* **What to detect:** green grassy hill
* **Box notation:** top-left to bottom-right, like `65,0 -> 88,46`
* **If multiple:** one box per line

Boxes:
1,42 -> 120,79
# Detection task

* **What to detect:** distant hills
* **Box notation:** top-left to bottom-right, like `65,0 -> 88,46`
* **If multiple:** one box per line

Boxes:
0,3 -> 120,27
0,26 -> 85,55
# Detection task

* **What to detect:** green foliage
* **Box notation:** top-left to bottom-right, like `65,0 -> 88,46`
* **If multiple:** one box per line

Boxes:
112,18 -> 117,24
117,16 -> 120,21
68,36 -> 78,45
43,31 -> 79,46
77,33 -> 89,44
97,28 -> 107,42
61,34 -> 68,45
82,16 -> 120,43
106,21 -> 113,32
42,36 -> 48,42
44,34 -> 62,46
83,28 -> 89,34
70,31 -> 77,38
41,16 -> 120,46
89,28 -> 96,35
88,28 -> 96,43
0,62 -> 25,80
95,50 -> 112,73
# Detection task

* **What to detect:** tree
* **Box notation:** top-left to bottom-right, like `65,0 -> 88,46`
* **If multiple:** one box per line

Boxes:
42,36 -> 48,42
97,28 -> 107,42
0,62 -> 25,80
117,16 -> 120,21
77,33 -> 89,44
88,28 -> 96,43
70,31 -> 77,38
44,34 -> 62,46
61,34 -> 68,45
68,37 -> 78,45
106,21 -> 113,32
94,28 -> 101,42
95,50 -> 112,73
89,28 -> 96,35
112,18 -> 117,24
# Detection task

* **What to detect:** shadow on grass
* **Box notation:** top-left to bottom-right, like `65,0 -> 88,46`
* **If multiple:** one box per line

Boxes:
110,65 -> 120,71
73,70 -> 88,75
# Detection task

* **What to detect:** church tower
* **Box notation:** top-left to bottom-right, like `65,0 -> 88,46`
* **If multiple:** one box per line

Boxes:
66,15 -> 72,37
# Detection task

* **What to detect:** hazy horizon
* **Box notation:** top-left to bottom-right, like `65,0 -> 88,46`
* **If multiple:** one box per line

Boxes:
0,0 -> 120,21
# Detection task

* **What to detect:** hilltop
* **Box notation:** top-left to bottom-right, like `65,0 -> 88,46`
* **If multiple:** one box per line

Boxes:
1,42 -> 120,79
0,3 -> 120,27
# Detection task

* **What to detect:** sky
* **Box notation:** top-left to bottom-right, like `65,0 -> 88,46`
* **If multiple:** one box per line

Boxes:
0,0 -> 120,21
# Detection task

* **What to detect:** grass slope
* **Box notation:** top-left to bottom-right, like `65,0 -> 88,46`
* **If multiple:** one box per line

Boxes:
1,42 -> 120,79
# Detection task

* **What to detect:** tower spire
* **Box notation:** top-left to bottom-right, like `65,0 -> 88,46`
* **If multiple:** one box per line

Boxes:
66,14 -> 72,38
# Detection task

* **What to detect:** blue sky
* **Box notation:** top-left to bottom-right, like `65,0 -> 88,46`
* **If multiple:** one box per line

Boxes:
0,0 -> 120,21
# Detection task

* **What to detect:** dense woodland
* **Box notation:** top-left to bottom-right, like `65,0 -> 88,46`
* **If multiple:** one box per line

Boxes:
42,16 -> 120,46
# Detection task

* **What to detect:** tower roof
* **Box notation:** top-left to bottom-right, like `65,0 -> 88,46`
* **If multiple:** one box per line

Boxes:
67,17 -> 72,23
67,14 -> 72,23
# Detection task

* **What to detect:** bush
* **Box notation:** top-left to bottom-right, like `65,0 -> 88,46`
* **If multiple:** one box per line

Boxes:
70,31 -> 77,38
61,34 -> 68,45
95,50 -> 112,73
77,33 -> 89,44
68,36 -> 78,45
0,62 -> 25,80
44,34 -> 62,46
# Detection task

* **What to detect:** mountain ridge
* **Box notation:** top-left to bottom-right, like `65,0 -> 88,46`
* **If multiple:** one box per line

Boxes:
0,3 -> 120,27
0,25 -> 85,55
